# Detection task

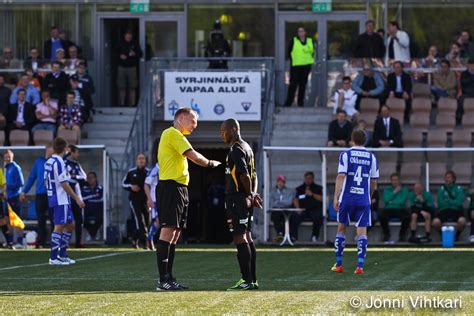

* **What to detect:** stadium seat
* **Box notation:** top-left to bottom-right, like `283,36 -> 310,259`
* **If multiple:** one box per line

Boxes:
429,163 -> 448,185
360,98 -> 379,114
462,111 -> 474,129
386,97 -> 405,112
427,129 -> 448,147
412,97 -> 431,113
451,163 -> 472,184
412,83 -> 431,97
378,162 -> 398,184
33,130 -> 54,146
410,112 -> 430,130
58,129 -> 80,145
436,114 -> 456,130
0,130 -> 5,146
437,97 -> 457,113
463,98 -> 474,113
9,130 -> 29,146
403,128 -> 424,147
452,129 -> 473,147
400,163 -> 422,184
357,112 -> 377,129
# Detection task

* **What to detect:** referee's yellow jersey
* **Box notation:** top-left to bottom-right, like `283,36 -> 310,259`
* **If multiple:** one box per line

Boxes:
158,127 -> 193,186
0,167 -> 5,187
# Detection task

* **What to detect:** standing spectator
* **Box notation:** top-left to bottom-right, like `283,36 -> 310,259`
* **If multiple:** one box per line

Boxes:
82,171 -> 103,242
76,62 -> 95,120
4,150 -> 25,248
270,175 -> 294,241
10,73 -> 40,105
205,20 -> 231,69
433,171 -> 466,241
353,20 -> 385,59
59,29 -> 77,57
0,75 -> 11,129
352,64 -> 385,111
23,47 -> 43,73
445,42 -> 462,68
372,105 -> 403,147
58,91 -> 82,132
458,30 -> 474,59
65,145 -> 87,248
333,76 -> 358,119
456,57 -> 474,125
0,47 -> 22,85
380,173 -> 409,242
7,89 -> 36,144
431,59 -> 458,101
377,28 -> 385,39
20,143 -> 54,248
387,61 -> 412,123
327,109 -> 352,147
43,26 -> 66,60
422,45 -> 440,68
122,153 -> 149,249
117,30 -> 143,107
284,26 -> 314,107
43,61 -> 70,104
70,75 -> 92,123
32,90 -> 58,135
290,171 -> 323,242
408,182 -> 434,243
386,21 -> 410,63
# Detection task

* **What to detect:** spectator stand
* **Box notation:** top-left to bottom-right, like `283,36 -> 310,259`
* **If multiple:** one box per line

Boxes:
263,146 -> 474,243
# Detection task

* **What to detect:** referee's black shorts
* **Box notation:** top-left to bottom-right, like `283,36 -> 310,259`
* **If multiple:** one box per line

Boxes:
225,192 -> 253,235
156,180 -> 189,229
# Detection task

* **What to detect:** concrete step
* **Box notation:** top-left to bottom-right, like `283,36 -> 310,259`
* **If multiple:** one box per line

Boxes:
271,129 -> 327,140
83,123 -> 132,131
81,138 -> 128,146
95,107 -> 137,116
271,137 -> 327,147
92,115 -> 134,124
275,107 -> 333,115
273,115 -> 333,124
85,129 -> 130,139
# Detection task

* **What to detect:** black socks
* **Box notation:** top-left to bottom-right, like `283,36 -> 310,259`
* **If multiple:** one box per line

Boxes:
168,243 -> 176,278
249,242 -> 257,283
157,240 -> 170,281
236,243 -> 252,283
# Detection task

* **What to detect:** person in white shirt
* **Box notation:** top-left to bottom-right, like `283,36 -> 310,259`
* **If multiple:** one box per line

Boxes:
386,21 -> 410,64
333,76 -> 358,119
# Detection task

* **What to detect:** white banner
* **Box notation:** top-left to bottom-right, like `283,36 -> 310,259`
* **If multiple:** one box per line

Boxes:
164,72 -> 261,121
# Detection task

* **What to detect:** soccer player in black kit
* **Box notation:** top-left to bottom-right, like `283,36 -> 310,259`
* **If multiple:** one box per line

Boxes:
221,118 -> 262,291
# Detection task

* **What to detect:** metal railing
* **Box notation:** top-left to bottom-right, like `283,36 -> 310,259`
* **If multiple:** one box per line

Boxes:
262,146 -> 474,243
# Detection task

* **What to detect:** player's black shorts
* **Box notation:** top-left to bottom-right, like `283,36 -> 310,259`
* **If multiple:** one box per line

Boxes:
225,193 -> 253,235
0,200 -> 5,219
436,209 -> 465,223
156,180 -> 189,229
411,206 -> 434,216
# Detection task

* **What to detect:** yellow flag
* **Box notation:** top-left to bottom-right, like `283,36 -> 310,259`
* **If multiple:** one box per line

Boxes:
7,203 -> 25,230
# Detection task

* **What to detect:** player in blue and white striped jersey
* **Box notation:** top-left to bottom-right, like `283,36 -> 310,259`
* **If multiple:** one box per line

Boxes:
44,138 -> 85,265
144,163 -> 159,250
331,130 -> 379,275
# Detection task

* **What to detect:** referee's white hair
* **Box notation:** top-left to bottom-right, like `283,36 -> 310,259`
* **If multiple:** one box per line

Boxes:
173,107 -> 199,120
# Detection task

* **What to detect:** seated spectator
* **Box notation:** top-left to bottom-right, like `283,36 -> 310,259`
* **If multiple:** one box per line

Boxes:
446,42 -> 463,69
372,105 -> 403,147
0,47 -> 22,85
65,45 -> 83,74
77,62 -> 95,118
456,57 -> 474,125
433,171 -> 466,241
10,73 -> 40,105
58,91 -> 82,132
380,173 -> 410,242
458,30 -> 474,59
333,76 -> 358,119
352,64 -> 385,111
408,182 -> 434,243
431,59 -> 458,102
7,89 -> 36,139
70,74 -> 92,123
0,75 -> 11,129
387,61 -> 412,123
290,171 -> 323,242
23,47 -> 43,73
327,109 -> 352,147
24,68 -> 42,91
55,48 -> 67,66
32,90 -> 58,134
356,120 -> 372,147
270,175 -> 294,241
82,171 -> 104,241
43,61 -> 70,104
422,45 -> 439,68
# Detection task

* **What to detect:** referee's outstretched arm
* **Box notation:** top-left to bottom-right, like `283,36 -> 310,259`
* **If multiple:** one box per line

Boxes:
184,149 -> 221,168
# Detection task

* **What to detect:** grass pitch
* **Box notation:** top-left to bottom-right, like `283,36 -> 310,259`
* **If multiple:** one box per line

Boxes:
0,246 -> 473,314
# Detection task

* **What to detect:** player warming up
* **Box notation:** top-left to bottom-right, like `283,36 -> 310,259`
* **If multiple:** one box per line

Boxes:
144,162 -> 159,250
45,137 -> 85,265
221,119 -> 262,291
331,130 -> 378,275
156,107 -> 221,291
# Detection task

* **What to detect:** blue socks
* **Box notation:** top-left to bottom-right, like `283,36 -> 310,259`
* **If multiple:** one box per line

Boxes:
50,232 -> 62,260
59,232 -> 72,258
334,234 -> 345,267
147,222 -> 158,241
357,235 -> 368,268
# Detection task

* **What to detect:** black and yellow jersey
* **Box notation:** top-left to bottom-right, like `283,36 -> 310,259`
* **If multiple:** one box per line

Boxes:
225,140 -> 256,195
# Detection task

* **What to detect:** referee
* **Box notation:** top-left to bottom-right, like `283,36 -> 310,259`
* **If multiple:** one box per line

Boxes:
156,107 -> 221,291
221,119 -> 262,291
